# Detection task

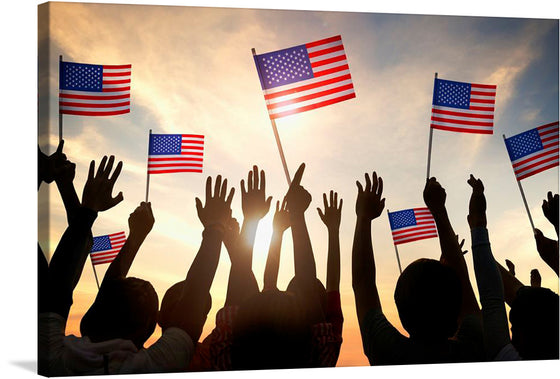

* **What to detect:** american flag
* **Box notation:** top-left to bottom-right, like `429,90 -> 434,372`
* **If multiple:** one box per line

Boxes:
253,35 -> 355,119
90,231 -> 126,265
59,60 -> 131,116
504,121 -> 559,181
388,208 -> 438,245
431,77 -> 496,134
148,134 -> 204,174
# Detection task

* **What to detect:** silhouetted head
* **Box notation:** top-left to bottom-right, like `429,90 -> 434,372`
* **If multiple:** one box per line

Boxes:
80,277 -> 158,349
231,290 -> 312,370
394,258 -> 462,341
510,286 -> 559,360
157,280 -> 212,334
286,276 -> 327,323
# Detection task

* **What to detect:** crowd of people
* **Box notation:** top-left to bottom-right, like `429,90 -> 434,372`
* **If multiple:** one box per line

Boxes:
38,139 -> 558,376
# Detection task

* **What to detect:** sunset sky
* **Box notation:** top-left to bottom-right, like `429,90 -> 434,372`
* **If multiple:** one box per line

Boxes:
36,0 -> 560,368
4,0 -> 559,377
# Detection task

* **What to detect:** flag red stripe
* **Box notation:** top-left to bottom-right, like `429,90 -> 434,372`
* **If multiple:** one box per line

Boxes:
470,90 -> 496,97
471,83 -> 497,89
104,64 -> 132,69
102,86 -> 130,92
541,135 -> 559,144
61,109 -> 130,116
513,155 -> 559,174
307,44 -> 344,59
181,145 -> 204,151
60,101 -> 130,108
148,169 -> 203,174
267,83 -> 354,110
469,98 -> 495,105
264,74 -> 352,100
182,134 -> 205,139
91,250 -> 122,258
431,108 -> 494,119
517,162 -> 559,180
312,64 -> 350,78
537,121 -> 560,130
103,79 -> 131,85
149,163 -> 203,168
430,124 -> 493,134
60,93 -> 130,101
431,116 -> 493,127
269,93 -> 356,119
394,232 -> 439,245
305,35 -> 342,49
392,226 -> 437,237
469,106 -> 495,112
102,71 -> 131,77
512,148 -> 559,168
149,157 -> 204,162
310,54 -> 347,68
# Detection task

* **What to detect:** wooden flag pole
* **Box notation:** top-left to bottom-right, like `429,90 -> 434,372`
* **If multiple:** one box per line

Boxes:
91,260 -> 101,289
503,134 -> 536,231
146,129 -> 152,202
388,209 -> 403,274
59,55 -> 63,143
426,72 -> 438,179
252,48 -> 292,186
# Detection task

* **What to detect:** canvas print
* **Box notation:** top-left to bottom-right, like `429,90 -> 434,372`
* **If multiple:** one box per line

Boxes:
37,1 -> 559,376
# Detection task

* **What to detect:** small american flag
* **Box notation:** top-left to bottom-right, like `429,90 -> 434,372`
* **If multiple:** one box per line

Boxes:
148,134 -> 204,174
504,121 -> 559,181
431,77 -> 496,134
59,60 -> 131,116
254,35 -> 355,119
90,231 -> 126,265
388,208 -> 438,245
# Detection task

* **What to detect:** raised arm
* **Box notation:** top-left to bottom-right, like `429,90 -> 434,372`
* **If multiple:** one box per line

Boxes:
286,163 -> 316,280
496,261 -> 525,307
47,156 -> 124,319
352,172 -> 385,325
318,191 -> 342,293
263,198 -> 290,291
104,202 -> 155,281
467,174 -> 510,359
534,229 -> 559,276
222,166 -> 271,306
542,192 -> 559,236
39,140 -> 81,222
158,175 -> 234,342
423,177 -> 479,321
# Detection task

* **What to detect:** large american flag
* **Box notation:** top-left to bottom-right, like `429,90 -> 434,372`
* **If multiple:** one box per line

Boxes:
90,231 -> 126,265
59,60 -> 131,116
253,35 -> 355,119
148,134 -> 204,174
388,208 -> 438,245
504,121 -> 559,181
431,77 -> 496,134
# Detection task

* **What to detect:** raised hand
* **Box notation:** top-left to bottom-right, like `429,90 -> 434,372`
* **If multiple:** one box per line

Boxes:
272,197 -> 290,233
81,155 -> 124,212
423,177 -> 446,214
196,175 -> 235,228
458,235 -> 468,255
467,174 -> 487,229
128,202 -> 155,239
530,269 -> 542,287
505,259 -> 516,276
542,192 -> 559,235
355,172 -> 385,221
285,163 -> 312,215
534,228 -> 559,275
318,190 -> 343,231
241,165 -> 272,220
